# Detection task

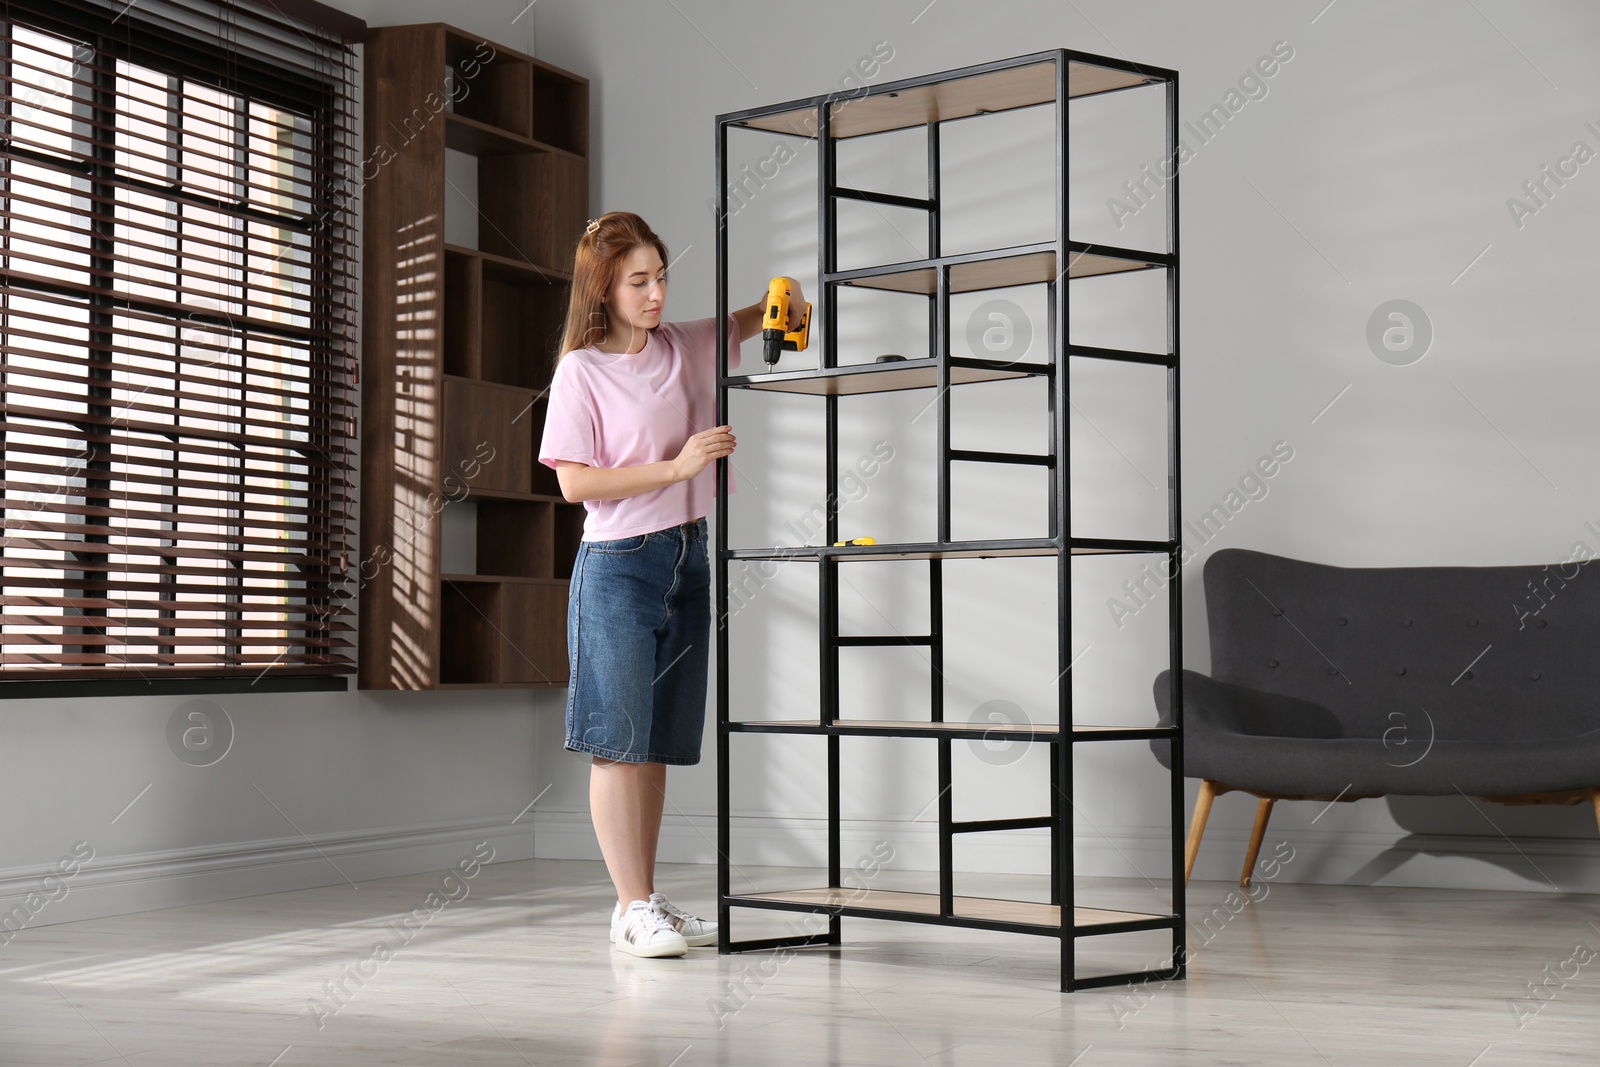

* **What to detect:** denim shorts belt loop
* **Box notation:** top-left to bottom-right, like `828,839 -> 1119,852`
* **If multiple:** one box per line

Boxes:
565,517 -> 710,765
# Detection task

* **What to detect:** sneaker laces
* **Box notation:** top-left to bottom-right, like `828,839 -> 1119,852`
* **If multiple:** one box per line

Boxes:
621,900 -> 677,941
650,892 -> 711,931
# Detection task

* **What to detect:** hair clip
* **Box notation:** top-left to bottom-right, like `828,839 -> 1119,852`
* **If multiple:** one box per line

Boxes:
585,218 -> 601,235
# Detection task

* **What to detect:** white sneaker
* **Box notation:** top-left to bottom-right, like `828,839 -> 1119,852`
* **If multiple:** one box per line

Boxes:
610,899 -> 687,958
650,891 -> 718,947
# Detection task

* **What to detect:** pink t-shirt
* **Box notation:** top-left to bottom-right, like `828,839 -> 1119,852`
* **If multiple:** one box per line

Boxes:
539,314 -> 740,540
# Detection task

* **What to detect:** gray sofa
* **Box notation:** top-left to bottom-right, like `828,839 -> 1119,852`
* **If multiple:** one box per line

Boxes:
1155,547 -> 1600,885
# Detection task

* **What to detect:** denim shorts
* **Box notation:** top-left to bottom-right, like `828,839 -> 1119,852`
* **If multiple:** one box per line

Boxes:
565,517 -> 710,765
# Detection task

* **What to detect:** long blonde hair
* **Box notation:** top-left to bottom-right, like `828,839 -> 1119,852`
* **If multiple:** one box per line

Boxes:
558,211 -> 669,357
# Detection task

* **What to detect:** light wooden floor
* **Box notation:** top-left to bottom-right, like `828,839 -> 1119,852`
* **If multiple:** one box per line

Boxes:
2,856 -> 1597,1065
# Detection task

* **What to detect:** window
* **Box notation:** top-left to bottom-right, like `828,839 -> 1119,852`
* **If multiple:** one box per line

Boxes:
0,1 -> 360,683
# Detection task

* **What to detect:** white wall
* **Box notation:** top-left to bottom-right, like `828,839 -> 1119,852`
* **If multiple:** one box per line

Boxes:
7,0 -> 1597,938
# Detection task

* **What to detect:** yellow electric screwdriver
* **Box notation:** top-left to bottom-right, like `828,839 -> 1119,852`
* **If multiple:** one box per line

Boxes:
762,277 -> 811,368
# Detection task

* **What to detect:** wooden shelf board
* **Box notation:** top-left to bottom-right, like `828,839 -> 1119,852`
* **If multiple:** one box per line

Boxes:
1065,59 -> 1165,99
839,251 -> 1051,294
731,360 -> 1036,396
441,574 -> 568,587
436,681 -> 567,690
726,539 -> 1164,562
733,718 -> 1060,737
440,372 -> 541,398
736,59 -> 1159,140
452,486 -> 569,505
847,544 -> 1056,561
444,243 -> 572,284
837,248 -> 1160,295
1066,249 -> 1166,279
734,887 -> 1168,930
1074,724 -> 1176,734
729,543 -> 1055,562
730,722 -> 1181,743
442,111 -> 582,160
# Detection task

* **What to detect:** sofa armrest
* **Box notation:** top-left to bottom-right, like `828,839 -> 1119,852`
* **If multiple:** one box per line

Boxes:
1154,669 -> 1347,739
1150,669 -> 1347,774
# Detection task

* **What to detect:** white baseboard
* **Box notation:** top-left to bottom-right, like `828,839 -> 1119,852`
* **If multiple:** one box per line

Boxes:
533,809 -> 1600,894
0,818 -> 536,937
10,809 -> 1593,939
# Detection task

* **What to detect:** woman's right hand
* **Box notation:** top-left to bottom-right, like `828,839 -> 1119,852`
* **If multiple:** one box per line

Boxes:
673,425 -> 736,482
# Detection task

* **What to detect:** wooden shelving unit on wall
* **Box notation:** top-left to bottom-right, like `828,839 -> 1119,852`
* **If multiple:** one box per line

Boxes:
360,24 -> 588,690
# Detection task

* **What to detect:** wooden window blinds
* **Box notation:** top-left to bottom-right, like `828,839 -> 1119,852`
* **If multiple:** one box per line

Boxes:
0,0 -> 361,682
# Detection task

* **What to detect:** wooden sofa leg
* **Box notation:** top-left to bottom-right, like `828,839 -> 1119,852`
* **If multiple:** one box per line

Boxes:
1184,780 -> 1220,884
1240,798 -> 1276,888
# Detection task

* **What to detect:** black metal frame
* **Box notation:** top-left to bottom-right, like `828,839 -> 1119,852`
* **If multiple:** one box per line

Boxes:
714,48 -> 1183,993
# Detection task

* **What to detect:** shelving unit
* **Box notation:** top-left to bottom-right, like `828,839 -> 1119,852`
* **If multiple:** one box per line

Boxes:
360,24 -> 587,690
713,50 -> 1184,991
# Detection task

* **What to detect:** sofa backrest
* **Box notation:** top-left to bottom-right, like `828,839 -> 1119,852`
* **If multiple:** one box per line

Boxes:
1203,548 -> 1600,742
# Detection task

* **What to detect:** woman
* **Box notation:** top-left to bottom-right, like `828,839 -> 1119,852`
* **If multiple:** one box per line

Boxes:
538,211 -> 804,958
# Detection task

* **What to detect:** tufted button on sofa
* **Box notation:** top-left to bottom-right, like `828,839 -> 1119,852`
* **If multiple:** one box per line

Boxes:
1153,548 -> 1600,887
